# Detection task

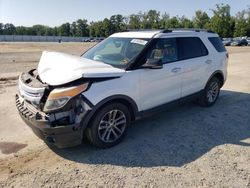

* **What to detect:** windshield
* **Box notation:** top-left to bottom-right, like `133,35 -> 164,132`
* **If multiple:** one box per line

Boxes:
82,37 -> 149,68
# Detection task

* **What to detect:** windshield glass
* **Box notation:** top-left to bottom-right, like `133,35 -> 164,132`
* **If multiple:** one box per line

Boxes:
82,37 -> 149,68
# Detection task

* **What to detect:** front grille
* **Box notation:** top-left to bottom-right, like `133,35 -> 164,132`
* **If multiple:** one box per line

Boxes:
16,94 -> 48,121
18,71 -> 46,105
16,94 -> 36,120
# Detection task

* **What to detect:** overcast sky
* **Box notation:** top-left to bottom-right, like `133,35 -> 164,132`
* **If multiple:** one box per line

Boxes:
0,0 -> 249,27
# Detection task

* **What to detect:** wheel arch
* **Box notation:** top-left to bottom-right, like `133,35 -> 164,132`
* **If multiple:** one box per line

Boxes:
82,95 -> 139,130
206,70 -> 225,88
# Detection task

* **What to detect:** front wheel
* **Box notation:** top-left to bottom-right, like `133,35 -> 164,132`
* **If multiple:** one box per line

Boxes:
198,77 -> 221,107
85,103 -> 131,148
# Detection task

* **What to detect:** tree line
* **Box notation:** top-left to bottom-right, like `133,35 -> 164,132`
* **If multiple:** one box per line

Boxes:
1,4 -> 250,38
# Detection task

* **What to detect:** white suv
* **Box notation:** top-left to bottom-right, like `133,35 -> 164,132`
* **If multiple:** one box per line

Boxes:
16,29 -> 228,148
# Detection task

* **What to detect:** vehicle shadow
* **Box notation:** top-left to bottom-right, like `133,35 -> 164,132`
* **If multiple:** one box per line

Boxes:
50,90 -> 250,167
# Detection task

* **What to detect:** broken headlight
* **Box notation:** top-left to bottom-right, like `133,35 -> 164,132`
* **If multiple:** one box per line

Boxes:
43,83 -> 89,112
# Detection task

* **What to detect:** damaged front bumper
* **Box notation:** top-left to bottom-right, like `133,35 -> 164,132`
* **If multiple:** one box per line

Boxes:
15,93 -> 91,148
16,70 -> 93,148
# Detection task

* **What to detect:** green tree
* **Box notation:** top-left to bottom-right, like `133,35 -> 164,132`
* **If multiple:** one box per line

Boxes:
53,27 -> 59,36
159,13 -> 170,28
32,25 -> 47,35
110,14 -> 126,33
1,5 -> 250,37
89,21 -> 96,37
128,14 -> 142,29
102,18 -> 112,36
44,27 -> 54,36
89,21 -> 103,37
70,22 -> 77,36
179,16 -> 193,28
142,10 -> 160,29
193,10 -> 210,28
76,19 -> 89,37
167,16 -> 180,28
3,23 -> 16,35
0,23 -> 3,34
26,27 -> 36,35
234,10 -> 248,37
15,26 -> 28,35
210,4 -> 232,37
246,8 -> 250,36
59,23 -> 70,36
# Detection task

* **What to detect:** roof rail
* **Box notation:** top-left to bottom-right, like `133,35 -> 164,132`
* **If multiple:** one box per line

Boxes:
124,28 -> 215,34
161,28 -> 215,33
124,29 -> 162,32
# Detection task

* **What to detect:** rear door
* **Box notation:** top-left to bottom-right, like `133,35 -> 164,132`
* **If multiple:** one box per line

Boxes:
176,37 -> 212,97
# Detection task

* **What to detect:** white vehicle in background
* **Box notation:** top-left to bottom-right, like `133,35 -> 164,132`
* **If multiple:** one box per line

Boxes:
222,38 -> 232,46
16,29 -> 228,148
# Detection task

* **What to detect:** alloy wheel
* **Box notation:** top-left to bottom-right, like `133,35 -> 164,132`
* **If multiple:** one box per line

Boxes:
207,81 -> 219,103
98,109 -> 126,143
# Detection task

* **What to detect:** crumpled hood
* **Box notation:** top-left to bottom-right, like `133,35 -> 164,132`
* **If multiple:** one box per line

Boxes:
37,51 -> 125,86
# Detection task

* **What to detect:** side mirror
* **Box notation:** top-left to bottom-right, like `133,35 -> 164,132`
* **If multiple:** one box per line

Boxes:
144,59 -> 163,69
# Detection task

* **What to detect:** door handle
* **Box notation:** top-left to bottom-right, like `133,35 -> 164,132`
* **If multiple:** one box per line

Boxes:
205,59 -> 212,64
171,67 -> 181,73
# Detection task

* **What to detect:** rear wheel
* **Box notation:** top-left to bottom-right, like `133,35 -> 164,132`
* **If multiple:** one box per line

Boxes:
198,77 -> 221,107
85,103 -> 131,148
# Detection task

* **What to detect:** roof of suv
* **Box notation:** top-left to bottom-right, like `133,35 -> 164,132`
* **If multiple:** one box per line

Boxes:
111,29 -> 218,39
111,30 -> 162,38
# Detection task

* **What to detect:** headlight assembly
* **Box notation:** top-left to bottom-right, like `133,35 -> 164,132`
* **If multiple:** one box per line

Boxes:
43,83 -> 89,112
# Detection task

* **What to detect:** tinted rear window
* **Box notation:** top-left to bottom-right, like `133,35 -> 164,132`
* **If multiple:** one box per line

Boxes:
208,37 -> 226,52
177,37 -> 208,60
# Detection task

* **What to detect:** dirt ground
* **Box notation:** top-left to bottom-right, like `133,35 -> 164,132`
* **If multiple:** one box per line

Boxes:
0,43 -> 250,188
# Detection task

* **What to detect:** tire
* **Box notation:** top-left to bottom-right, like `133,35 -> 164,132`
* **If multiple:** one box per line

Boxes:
198,77 -> 221,107
85,103 -> 131,148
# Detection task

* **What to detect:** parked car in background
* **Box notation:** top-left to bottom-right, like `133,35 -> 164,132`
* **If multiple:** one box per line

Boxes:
247,38 -> 250,46
231,38 -> 248,46
83,38 -> 104,43
97,37 -> 105,42
222,38 -> 232,46
82,38 -> 91,42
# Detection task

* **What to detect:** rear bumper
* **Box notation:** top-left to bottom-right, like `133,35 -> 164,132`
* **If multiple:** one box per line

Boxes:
15,94 -> 84,148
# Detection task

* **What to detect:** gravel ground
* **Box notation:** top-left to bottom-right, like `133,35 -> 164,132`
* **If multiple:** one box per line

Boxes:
0,43 -> 249,187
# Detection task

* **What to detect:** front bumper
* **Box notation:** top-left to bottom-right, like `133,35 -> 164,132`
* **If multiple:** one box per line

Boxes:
15,94 -> 84,148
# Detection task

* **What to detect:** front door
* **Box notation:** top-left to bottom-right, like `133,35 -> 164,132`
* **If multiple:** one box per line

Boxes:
138,38 -> 182,111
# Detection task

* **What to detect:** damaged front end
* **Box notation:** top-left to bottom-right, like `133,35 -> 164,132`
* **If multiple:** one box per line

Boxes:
15,69 -> 92,148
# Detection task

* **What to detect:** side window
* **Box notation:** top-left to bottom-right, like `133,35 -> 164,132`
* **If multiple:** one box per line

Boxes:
146,38 -> 178,64
177,37 -> 208,60
208,37 -> 226,52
